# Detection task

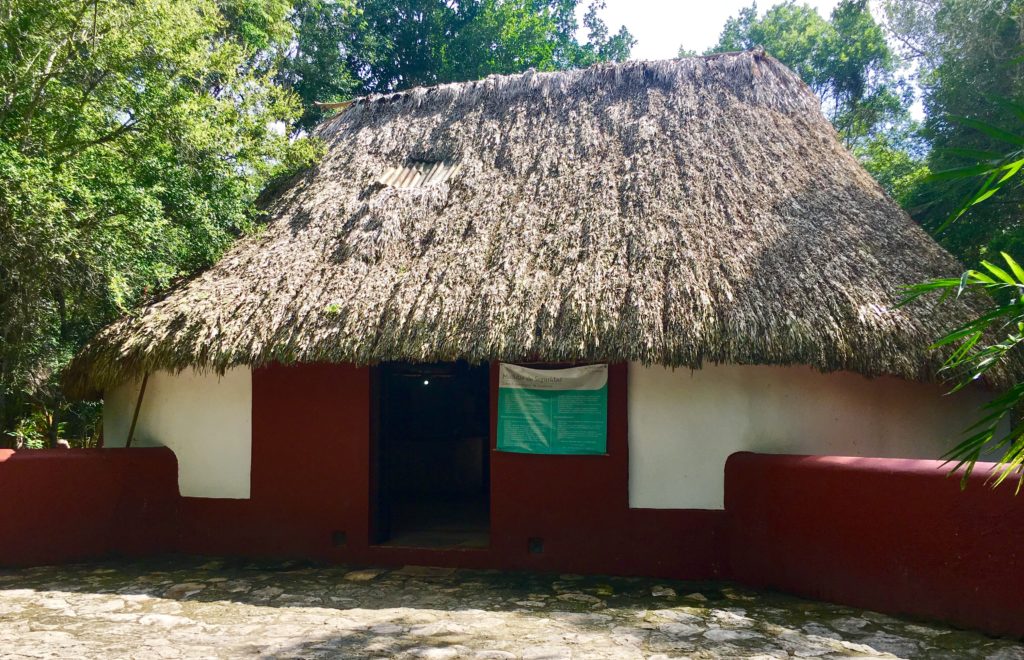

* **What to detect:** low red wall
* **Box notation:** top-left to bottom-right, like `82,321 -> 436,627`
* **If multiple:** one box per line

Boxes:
725,452 -> 1024,637
0,448 -> 179,567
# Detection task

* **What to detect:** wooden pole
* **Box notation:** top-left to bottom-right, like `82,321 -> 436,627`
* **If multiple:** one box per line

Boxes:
125,372 -> 149,448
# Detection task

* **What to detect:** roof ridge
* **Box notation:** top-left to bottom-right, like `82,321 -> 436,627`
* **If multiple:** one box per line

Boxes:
319,48 -> 782,119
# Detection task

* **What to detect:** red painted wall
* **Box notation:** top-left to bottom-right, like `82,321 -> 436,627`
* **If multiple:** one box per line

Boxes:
725,452 -> 1024,638
178,362 -> 370,560
0,448 -> 178,567
489,363 -> 726,578
175,362 -> 727,578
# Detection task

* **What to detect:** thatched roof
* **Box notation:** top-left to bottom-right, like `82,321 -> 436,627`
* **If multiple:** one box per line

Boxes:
66,49 -> 982,397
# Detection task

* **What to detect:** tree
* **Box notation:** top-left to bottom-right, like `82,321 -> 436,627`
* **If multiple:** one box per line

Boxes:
0,0 -> 318,446
882,0 -> 1024,265
698,1 -> 912,150
854,126 -> 930,207
570,0 -> 635,65
280,0 -> 635,129
277,0 -> 360,130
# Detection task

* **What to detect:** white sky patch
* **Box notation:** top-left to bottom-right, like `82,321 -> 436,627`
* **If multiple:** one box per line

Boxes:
579,0 -> 844,60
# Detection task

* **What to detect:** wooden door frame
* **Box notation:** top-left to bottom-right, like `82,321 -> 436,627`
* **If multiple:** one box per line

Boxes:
368,361 -> 493,546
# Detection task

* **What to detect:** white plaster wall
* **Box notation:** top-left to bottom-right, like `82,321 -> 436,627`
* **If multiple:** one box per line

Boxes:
104,368 -> 252,499
628,363 -> 993,510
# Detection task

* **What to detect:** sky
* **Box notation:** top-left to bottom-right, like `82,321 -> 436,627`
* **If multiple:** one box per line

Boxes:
579,0 -> 845,60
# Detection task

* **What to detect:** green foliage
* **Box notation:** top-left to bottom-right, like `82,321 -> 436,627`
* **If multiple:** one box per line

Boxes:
698,1 -> 912,149
883,0 -> 1024,264
0,0 -> 318,445
280,0 -> 635,128
853,126 -> 930,207
571,0 -> 635,66
278,0 -> 359,130
6,411 -> 52,450
903,116 -> 1024,489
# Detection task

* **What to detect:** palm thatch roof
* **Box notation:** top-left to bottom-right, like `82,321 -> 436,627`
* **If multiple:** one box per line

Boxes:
66,49 -> 982,398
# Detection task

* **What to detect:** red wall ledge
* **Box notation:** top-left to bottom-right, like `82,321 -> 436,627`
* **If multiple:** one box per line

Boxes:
0,448 -> 179,567
725,452 -> 1024,638
3,445 -> 1022,638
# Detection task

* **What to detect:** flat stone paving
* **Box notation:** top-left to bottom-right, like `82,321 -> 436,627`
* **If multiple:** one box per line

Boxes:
0,557 -> 1021,659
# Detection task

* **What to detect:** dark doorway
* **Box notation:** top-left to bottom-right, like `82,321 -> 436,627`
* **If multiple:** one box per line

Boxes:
371,361 -> 490,548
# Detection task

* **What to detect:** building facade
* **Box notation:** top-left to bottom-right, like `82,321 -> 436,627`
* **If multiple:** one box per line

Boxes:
103,362 -> 987,576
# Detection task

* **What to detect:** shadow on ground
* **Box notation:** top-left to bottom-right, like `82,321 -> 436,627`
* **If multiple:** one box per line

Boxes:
0,556 -> 1021,659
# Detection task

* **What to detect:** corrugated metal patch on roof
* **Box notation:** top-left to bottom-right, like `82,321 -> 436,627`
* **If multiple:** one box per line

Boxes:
376,160 -> 461,188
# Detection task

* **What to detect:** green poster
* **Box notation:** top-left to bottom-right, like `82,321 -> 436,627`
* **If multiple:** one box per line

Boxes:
496,363 -> 608,455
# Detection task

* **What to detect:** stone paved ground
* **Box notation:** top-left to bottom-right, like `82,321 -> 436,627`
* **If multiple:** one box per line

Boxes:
0,557 -> 1021,659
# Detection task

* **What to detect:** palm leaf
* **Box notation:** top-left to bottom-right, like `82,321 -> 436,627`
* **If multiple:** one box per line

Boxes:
948,115 -> 1024,146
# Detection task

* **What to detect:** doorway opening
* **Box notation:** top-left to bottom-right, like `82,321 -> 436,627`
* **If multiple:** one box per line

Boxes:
372,361 -> 490,548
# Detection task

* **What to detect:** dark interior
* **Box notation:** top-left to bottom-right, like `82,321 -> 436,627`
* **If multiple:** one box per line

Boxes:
372,361 -> 490,548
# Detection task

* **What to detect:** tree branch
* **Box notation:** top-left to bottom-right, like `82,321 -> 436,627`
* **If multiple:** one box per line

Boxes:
58,116 -> 139,157
15,2 -> 94,142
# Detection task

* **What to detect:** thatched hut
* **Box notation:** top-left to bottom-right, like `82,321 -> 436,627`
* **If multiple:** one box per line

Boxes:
68,50 -> 990,574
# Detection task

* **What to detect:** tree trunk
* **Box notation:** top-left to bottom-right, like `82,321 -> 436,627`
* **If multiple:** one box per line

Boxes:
0,357 -> 10,449
0,387 -> 6,448
47,408 -> 59,448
